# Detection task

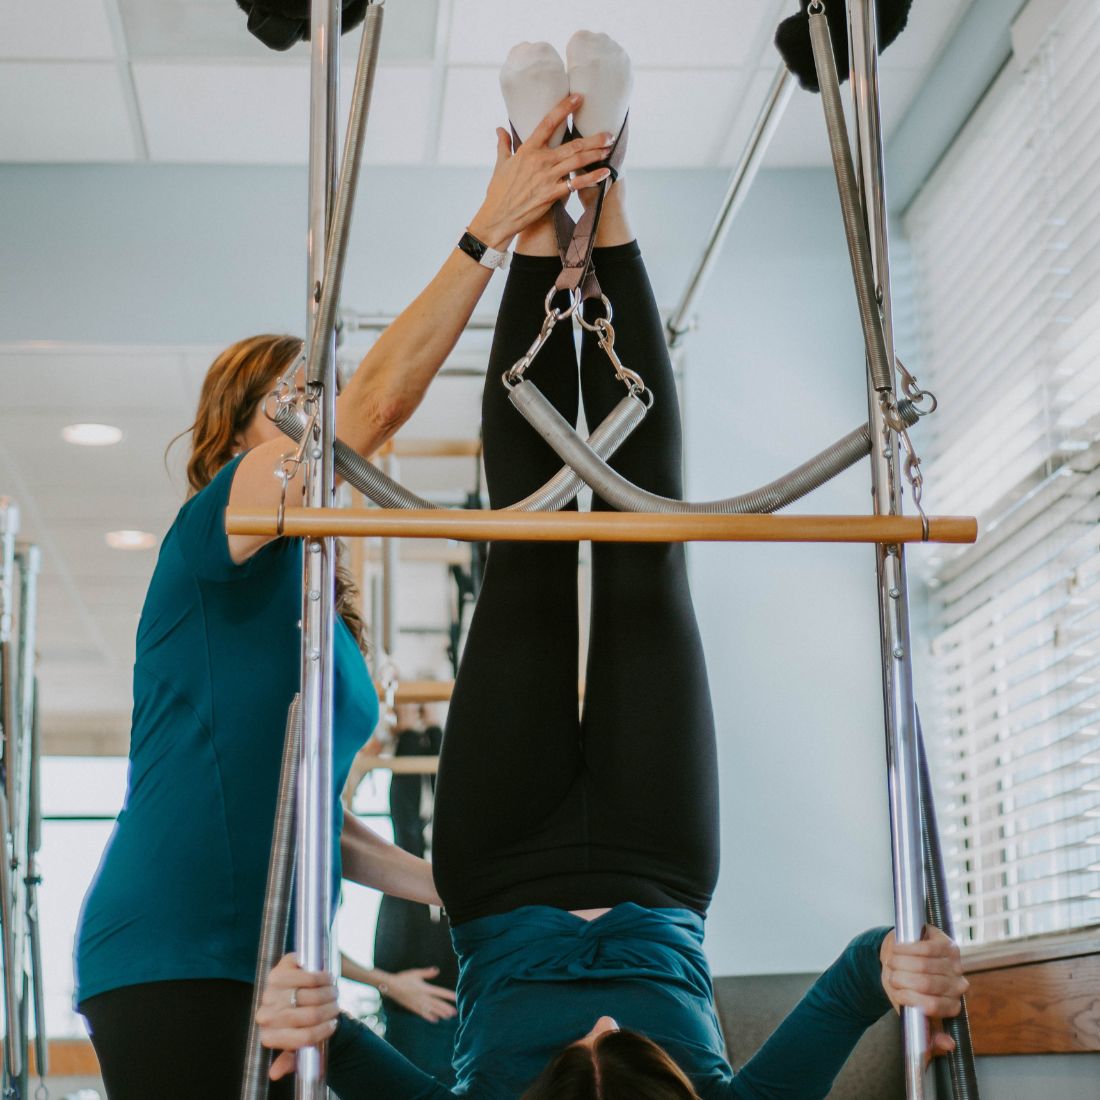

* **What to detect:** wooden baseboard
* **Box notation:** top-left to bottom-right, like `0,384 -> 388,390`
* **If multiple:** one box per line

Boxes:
963,927 -> 1100,1054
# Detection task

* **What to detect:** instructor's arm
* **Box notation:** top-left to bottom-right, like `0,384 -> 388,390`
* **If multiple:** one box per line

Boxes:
228,95 -> 613,564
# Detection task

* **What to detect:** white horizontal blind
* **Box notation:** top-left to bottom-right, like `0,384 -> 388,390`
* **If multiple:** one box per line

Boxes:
904,0 -> 1100,944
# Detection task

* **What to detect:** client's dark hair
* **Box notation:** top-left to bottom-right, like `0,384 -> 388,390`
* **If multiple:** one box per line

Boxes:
520,1030 -> 700,1100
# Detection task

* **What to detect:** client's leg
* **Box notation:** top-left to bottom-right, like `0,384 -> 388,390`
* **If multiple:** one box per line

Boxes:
432,230 -> 586,923
578,182 -> 720,914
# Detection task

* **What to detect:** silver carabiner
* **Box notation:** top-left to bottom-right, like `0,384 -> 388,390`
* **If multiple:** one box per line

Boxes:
502,286 -> 581,388
595,319 -> 647,398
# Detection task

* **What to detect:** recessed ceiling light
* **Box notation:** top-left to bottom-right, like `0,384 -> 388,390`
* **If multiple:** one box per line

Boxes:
105,530 -> 156,551
62,423 -> 123,446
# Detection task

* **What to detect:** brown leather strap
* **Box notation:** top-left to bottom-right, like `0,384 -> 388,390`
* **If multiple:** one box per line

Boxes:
553,114 -> 629,301
506,115 -> 629,301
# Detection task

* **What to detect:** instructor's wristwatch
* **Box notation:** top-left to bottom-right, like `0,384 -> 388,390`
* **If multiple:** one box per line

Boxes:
457,230 -> 510,270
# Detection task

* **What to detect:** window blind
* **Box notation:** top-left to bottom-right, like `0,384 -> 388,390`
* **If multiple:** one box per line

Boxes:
904,0 -> 1100,944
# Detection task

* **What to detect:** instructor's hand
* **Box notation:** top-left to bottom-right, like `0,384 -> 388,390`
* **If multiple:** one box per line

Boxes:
879,927 -> 969,1065
257,953 -> 340,1081
469,93 -> 613,250
382,966 -> 458,1023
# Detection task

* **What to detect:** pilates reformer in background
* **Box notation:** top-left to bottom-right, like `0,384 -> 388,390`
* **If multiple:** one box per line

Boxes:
232,3 -> 981,1099
0,498 -> 48,1100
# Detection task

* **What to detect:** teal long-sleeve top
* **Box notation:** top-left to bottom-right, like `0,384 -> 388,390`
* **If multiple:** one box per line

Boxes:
75,455 -> 378,1004
326,906 -> 893,1099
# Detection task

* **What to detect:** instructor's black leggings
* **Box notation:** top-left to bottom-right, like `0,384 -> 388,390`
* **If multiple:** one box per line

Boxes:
433,242 -> 720,924
81,979 -> 295,1100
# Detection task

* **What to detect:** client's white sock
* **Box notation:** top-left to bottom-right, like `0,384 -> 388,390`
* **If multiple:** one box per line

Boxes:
499,41 -> 569,147
566,30 -> 633,143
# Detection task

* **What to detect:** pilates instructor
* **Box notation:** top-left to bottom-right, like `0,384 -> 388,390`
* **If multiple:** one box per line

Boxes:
73,95 -> 614,1100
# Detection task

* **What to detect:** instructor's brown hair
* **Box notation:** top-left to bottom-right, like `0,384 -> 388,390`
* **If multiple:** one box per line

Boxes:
177,334 -> 367,652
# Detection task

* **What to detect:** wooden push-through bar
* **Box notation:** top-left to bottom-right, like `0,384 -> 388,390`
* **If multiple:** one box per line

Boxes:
374,679 -> 586,704
227,507 -> 979,545
376,439 -> 481,459
374,680 -> 454,704
361,754 -> 440,775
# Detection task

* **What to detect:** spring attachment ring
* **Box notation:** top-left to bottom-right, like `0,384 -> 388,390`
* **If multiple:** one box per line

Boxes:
895,357 -> 938,417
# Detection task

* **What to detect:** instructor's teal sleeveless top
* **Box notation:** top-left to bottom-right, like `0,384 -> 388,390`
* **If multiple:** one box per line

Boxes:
75,455 -> 377,1004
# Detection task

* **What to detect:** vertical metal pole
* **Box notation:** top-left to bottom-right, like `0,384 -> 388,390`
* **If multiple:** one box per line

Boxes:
0,500 -> 21,1080
26,683 -> 46,1082
297,1 -> 340,1097
0,503 -> 18,856
381,454 -> 398,657
844,1 -> 927,1095
242,696 -> 302,1100
13,546 -> 39,977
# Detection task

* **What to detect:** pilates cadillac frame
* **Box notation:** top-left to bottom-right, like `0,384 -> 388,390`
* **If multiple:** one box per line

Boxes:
0,499 -> 47,1099
239,3 -> 980,1098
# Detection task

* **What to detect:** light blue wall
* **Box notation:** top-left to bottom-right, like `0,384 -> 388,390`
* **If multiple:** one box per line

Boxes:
0,161 -> 894,977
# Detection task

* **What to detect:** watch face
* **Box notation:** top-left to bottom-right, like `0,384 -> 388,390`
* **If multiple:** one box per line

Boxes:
460,231 -> 487,262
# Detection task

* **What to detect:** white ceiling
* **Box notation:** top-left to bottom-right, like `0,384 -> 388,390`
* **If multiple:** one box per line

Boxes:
0,0 -> 974,169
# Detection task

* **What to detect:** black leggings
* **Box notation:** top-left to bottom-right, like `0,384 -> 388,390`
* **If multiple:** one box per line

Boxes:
433,242 -> 720,924
81,979 -> 294,1100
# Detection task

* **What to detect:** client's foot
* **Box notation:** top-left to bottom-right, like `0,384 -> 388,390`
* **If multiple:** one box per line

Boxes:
566,31 -> 632,230
566,31 -> 632,145
499,41 -> 569,147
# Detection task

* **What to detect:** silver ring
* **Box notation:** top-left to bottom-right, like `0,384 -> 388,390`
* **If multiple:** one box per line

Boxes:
289,987 -> 299,1009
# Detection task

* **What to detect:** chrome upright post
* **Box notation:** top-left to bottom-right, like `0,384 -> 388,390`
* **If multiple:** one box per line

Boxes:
26,683 -> 46,1083
0,502 -> 21,1081
381,452 -> 398,658
845,1 -> 927,1095
13,546 -> 40,979
297,1 -> 340,1096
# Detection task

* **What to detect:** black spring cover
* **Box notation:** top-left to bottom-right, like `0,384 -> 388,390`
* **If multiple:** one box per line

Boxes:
236,0 -> 369,51
775,0 -> 915,93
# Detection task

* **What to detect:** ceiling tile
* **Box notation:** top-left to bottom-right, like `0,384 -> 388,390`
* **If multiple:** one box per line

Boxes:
447,0 -> 772,68
119,0 -> 439,63
435,67 -> 503,165
134,61 -> 310,163
629,67 -> 742,167
361,66 -> 435,163
0,0 -> 115,60
0,63 -> 136,161
0,348 -> 191,409
133,61 -> 431,164
719,67 -> 788,166
879,0 -> 974,70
